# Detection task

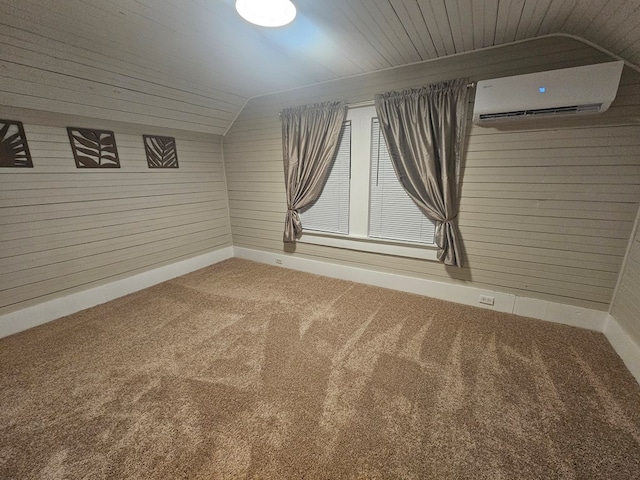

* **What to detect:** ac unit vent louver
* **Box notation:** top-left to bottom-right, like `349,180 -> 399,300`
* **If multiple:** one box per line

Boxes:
472,61 -> 624,125
478,103 -> 603,122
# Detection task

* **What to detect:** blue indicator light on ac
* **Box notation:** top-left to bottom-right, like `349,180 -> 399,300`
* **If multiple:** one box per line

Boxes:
539,87 -> 546,93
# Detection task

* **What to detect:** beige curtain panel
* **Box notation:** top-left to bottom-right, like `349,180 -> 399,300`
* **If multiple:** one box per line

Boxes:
375,78 -> 470,267
281,101 -> 347,242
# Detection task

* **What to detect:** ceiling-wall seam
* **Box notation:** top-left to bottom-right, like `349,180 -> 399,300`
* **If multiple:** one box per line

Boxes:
222,33 -> 640,136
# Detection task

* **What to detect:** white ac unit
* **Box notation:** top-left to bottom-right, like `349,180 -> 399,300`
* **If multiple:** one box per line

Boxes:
472,61 -> 624,125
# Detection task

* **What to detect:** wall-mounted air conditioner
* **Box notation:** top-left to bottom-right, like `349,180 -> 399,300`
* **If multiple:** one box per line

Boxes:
472,61 -> 624,125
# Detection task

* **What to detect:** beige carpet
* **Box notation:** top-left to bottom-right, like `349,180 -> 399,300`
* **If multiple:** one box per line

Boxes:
1,258 -> 639,479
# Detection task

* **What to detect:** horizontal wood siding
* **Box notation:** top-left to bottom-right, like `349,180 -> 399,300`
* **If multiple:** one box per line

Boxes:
4,0 -> 640,133
224,37 -> 640,312
0,109 -> 231,315
0,15 -> 244,136
611,211 -> 640,344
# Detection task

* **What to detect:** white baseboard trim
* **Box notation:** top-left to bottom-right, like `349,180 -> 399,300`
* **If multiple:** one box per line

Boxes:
512,297 -> 607,332
0,247 -> 234,339
233,247 -> 608,331
4,245 -> 636,385
604,314 -> 640,384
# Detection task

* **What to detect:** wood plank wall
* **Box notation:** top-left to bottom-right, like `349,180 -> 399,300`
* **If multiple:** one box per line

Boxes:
0,15 -> 243,136
224,37 -> 640,312
611,209 -> 640,344
0,108 -> 231,316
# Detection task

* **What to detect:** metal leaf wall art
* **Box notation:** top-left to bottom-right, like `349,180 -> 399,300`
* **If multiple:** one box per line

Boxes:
144,135 -> 179,168
0,120 -> 33,168
67,127 -> 120,168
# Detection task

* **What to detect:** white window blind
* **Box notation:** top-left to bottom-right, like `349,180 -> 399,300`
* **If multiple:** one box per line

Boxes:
368,118 -> 435,245
300,121 -> 351,235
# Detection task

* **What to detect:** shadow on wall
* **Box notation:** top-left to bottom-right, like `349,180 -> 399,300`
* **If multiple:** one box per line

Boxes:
445,261 -> 472,282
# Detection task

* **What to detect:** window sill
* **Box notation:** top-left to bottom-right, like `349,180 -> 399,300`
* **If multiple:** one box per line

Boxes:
298,231 -> 438,261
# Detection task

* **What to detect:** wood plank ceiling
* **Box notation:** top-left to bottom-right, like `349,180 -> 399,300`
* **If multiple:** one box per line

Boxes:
1,0 -> 640,135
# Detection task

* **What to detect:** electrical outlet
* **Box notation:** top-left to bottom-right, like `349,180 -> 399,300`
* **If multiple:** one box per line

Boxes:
479,295 -> 495,306
275,258 -> 283,265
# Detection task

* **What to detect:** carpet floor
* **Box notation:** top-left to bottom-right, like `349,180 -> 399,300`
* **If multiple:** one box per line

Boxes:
1,258 -> 639,479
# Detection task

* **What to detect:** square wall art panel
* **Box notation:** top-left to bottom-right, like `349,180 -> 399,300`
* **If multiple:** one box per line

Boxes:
143,135 -> 179,168
0,120 -> 33,168
67,127 -> 120,168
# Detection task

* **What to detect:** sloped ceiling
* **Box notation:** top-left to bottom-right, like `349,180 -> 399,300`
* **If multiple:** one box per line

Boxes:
1,0 -> 640,135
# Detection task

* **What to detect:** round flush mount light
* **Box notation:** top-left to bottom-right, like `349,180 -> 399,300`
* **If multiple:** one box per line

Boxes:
235,0 -> 296,27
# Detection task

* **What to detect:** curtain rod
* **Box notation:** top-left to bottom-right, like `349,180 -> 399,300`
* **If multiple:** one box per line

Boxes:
278,82 -> 476,116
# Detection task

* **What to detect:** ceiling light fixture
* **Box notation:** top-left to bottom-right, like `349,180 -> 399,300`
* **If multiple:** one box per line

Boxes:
235,0 -> 296,27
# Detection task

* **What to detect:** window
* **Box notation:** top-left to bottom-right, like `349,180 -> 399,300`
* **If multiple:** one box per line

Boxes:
368,119 -> 435,244
299,106 -> 436,260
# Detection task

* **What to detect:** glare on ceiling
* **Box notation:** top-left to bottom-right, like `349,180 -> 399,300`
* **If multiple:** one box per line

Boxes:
235,0 -> 297,28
